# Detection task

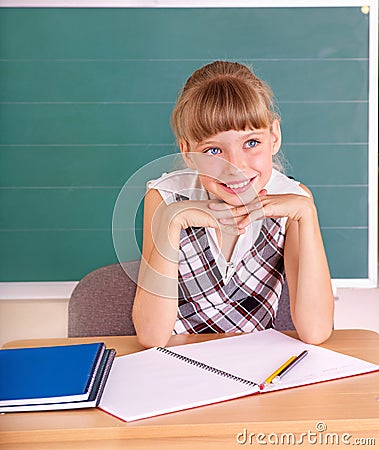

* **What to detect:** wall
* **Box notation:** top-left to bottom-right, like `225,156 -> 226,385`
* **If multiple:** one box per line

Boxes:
2,286 -> 379,347
0,299 -> 68,346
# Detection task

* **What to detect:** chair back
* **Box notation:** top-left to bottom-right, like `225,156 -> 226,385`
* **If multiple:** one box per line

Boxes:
274,280 -> 295,331
68,261 -> 140,337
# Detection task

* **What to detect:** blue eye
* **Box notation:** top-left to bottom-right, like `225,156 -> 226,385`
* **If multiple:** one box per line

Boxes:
204,147 -> 221,155
246,139 -> 259,148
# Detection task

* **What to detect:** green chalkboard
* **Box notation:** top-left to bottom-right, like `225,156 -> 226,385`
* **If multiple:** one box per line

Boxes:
0,7 -> 371,282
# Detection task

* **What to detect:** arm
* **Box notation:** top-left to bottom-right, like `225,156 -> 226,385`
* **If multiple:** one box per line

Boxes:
132,188 -> 181,348
133,189 -> 241,348
208,184 -> 334,344
283,185 -> 334,344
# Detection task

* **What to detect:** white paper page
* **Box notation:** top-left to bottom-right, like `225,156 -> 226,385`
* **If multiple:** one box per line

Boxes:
100,330 -> 378,421
99,347 -> 259,422
168,329 -> 379,391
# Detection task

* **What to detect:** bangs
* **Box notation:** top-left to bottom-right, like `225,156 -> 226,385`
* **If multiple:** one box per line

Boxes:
172,76 -> 278,146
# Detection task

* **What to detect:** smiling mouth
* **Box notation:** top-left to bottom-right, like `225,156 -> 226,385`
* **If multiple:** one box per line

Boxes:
221,176 -> 256,191
223,179 -> 251,189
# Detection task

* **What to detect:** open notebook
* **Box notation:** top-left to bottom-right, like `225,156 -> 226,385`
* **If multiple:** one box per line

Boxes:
99,329 -> 378,422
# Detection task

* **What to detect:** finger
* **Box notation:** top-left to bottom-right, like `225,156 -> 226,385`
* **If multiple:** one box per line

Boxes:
250,208 -> 266,222
209,200 -> 262,220
208,202 -> 233,211
259,189 -> 267,196
220,224 -> 244,235
219,217 -> 240,225
218,206 -> 265,230
210,205 -> 248,222
232,202 -> 262,219
238,209 -> 265,229
209,200 -> 261,216
238,219 -> 249,230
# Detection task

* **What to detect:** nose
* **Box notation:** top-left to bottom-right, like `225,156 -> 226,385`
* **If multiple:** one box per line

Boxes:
223,152 -> 247,176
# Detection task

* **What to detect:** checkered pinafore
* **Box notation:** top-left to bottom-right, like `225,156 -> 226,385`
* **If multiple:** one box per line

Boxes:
173,193 -> 286,334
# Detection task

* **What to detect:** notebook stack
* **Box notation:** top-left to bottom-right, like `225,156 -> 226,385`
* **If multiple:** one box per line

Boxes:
0,342 -> 115,412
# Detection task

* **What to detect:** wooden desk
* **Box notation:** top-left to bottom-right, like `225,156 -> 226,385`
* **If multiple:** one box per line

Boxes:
1,330 -> 378,449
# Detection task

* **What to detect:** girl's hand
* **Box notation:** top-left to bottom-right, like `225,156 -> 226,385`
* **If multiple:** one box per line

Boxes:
161,199 -> 245,236
146,193 -> 247,267
208,189 -> 316,231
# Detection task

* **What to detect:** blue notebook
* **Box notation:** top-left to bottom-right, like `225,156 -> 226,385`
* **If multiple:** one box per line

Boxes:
0,348 -> 115,413
0,342 -> 104,406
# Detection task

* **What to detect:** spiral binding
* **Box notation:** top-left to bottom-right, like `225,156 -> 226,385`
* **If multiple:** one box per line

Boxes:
156,347 -> 257,387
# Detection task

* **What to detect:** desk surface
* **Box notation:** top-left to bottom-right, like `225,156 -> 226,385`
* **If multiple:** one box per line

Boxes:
1,330 -> 378,449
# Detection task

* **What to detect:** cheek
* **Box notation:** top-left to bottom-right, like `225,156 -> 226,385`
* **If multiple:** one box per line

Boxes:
247,151 -> 273,172
198,174 -> 217,190
247,153 -> 273,187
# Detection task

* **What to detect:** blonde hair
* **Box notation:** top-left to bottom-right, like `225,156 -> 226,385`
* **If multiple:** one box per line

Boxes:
171,60 -> 280,149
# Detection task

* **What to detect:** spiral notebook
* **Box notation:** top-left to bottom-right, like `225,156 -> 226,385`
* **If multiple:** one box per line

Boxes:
99,329 -> 379,422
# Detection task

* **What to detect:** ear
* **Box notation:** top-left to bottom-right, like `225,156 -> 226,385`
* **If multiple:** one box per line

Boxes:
270,119 -> 282,155
179,140 -> 197,170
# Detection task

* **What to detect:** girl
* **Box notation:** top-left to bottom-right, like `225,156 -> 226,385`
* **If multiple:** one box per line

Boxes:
132,61 -> 334,348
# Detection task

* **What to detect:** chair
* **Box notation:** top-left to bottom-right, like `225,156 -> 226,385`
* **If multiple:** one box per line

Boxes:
273,279 -> 295,331
68,260 -> 294,337
68,260 -> 140,337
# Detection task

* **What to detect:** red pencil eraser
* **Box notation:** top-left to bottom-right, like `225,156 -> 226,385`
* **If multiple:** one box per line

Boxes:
259,383 -> 265,390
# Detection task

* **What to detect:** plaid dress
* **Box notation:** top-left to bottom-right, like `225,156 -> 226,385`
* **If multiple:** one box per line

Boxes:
147,168 -> 307,335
